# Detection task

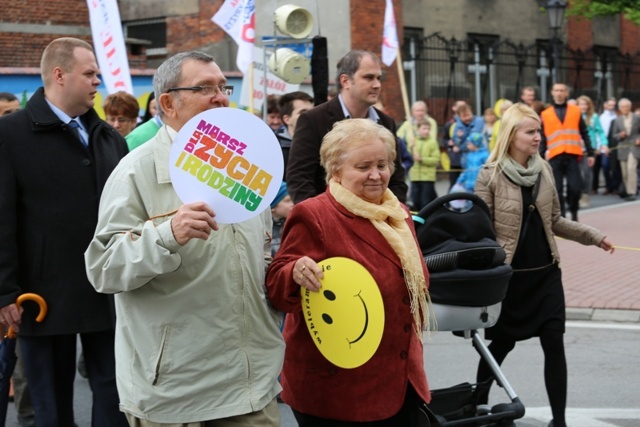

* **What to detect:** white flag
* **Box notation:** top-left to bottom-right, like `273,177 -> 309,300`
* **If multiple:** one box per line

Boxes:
212,0 -> 255,75
381,0 -> 399,66
86,0 -> 133,94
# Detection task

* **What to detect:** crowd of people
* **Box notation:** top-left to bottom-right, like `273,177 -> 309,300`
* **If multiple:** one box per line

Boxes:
0,37 -> 624,427
267,84 -> 639,220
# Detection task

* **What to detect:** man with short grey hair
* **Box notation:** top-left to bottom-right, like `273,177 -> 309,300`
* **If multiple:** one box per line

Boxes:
397,100 -> 438,143
610,98 -> 640,201
85,51 -> 284,426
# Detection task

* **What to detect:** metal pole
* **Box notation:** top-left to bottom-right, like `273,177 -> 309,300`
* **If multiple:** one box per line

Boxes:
488,46 -> 496,109
605,62 -> 613,100
263,45 -> 268,121
473,43 -> 482,115
553,32 -> 560,84
409,38 -> 417,104
540,50 -> 548,104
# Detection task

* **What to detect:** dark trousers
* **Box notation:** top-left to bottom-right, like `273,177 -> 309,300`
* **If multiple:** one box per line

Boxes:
610,157 -> 623,194
411,181 -> 438,212
476,330 -> 567,427
591,153 -> 614,192
549,154 -> 582,218
19,330 -> 127,427
293,384 -> 423,426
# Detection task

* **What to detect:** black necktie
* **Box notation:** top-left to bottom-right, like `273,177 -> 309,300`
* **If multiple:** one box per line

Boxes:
68,120 -> 88,147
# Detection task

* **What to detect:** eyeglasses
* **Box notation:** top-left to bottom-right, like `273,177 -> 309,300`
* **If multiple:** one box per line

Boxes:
106,116 -> 135,124
166,85 -> 234,97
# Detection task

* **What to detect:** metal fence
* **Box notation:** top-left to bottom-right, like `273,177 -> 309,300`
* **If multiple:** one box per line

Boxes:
403,32 -> 640,127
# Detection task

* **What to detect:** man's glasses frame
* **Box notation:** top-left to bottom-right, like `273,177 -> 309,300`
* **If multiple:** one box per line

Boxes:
166,85 -> 234,97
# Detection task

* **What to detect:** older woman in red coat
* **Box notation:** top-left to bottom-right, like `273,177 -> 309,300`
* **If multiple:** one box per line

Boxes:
266,119 -> 432,426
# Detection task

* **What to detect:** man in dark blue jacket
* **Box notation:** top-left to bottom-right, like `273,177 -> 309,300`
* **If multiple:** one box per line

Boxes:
0,37 -> 128,426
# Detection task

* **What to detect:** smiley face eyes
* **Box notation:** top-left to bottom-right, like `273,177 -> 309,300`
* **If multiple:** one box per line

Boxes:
321,290 -> 337,324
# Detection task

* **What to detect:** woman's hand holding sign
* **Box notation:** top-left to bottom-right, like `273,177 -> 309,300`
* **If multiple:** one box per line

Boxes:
171,202 -> 219,245
293,256 -> 323,292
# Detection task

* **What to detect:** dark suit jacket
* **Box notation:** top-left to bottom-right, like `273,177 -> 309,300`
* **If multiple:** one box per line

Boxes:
266,192 -> 430,420
287,96 -> 407,204
0,87 -> 129,335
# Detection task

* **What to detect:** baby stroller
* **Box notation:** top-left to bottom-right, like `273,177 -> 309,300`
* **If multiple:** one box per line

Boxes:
413,192 -> 525,426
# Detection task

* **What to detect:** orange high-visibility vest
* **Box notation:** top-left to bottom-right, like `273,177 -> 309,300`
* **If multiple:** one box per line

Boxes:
541,104 -> 583,159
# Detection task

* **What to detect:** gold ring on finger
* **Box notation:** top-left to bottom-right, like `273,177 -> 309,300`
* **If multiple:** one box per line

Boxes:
301,265 -> 306,272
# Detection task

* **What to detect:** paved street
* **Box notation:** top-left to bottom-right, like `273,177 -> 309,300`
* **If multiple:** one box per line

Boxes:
558,197 -> 640,318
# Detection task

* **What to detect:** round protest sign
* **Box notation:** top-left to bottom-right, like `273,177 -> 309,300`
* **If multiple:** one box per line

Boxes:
303,257 -> 385,369
169,108 -> 283,224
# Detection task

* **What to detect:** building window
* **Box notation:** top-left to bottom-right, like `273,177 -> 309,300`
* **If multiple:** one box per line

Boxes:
124,18 -> 167,56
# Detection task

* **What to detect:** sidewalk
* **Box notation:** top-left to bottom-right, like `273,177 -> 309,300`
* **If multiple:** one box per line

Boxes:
557,199 -> 640,323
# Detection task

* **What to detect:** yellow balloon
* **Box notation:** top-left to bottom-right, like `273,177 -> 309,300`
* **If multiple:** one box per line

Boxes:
302,257 -> 385,369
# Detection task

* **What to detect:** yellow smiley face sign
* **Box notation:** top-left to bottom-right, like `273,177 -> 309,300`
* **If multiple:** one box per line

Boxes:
302,257 -> 385,369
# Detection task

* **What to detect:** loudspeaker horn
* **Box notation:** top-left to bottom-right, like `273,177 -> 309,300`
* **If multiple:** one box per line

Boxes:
274,4 -> 313,39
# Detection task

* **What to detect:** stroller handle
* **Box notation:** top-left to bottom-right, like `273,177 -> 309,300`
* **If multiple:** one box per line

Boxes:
415,192 -> 491,221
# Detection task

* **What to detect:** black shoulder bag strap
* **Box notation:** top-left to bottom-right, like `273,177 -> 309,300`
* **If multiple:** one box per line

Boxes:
520,173 -> 542,242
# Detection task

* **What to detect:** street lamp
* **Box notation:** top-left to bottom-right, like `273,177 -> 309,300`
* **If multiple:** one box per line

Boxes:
547,0 -> 567,84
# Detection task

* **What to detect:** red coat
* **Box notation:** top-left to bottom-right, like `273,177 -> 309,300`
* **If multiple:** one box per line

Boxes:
266,192 -> 431,422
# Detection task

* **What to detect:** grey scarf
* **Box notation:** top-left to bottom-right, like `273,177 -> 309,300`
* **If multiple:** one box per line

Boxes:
500,155 -> 543,187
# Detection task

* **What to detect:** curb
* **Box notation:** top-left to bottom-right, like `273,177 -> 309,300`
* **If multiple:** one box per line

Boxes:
566,307 -> 640,323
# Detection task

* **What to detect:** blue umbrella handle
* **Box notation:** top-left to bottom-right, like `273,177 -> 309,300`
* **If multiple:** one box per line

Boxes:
6,293 -> 47,339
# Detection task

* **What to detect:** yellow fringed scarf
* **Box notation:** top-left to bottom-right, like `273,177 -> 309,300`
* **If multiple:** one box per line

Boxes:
329,180 -> 431,338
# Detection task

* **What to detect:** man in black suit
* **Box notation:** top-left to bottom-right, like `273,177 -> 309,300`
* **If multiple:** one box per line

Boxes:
0,37 -> 128,426
287,50 -> 407,204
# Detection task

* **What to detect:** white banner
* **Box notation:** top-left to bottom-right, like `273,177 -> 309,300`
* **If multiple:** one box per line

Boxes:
240,47 -> 301,111
212,0 -> 255,75
381,0 -> 399,66
87,0 -> 133,94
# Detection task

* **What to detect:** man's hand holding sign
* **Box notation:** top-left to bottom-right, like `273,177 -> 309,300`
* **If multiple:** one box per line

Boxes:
170,202 -> 219,245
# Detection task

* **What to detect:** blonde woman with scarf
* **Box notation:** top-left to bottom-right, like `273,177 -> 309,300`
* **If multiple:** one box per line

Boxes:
474,103 -> 614,427
266,119 -> 432,426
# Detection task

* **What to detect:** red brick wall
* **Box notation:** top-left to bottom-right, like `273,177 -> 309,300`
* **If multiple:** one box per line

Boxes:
350,0 -> 404,124
567,15 -> 592,51
2,0 -> 90,24
566,16 -> 596,93
618,16 -> 640,93
0,0 -> 93,68
167,0 -> 226,54
619,15 -> 640,55
0,0 -> 151,69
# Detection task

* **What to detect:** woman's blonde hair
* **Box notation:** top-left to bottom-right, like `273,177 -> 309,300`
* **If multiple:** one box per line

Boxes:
487,103 -> 551,182
577,95 -> 595,124
320,119 -> 396,184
